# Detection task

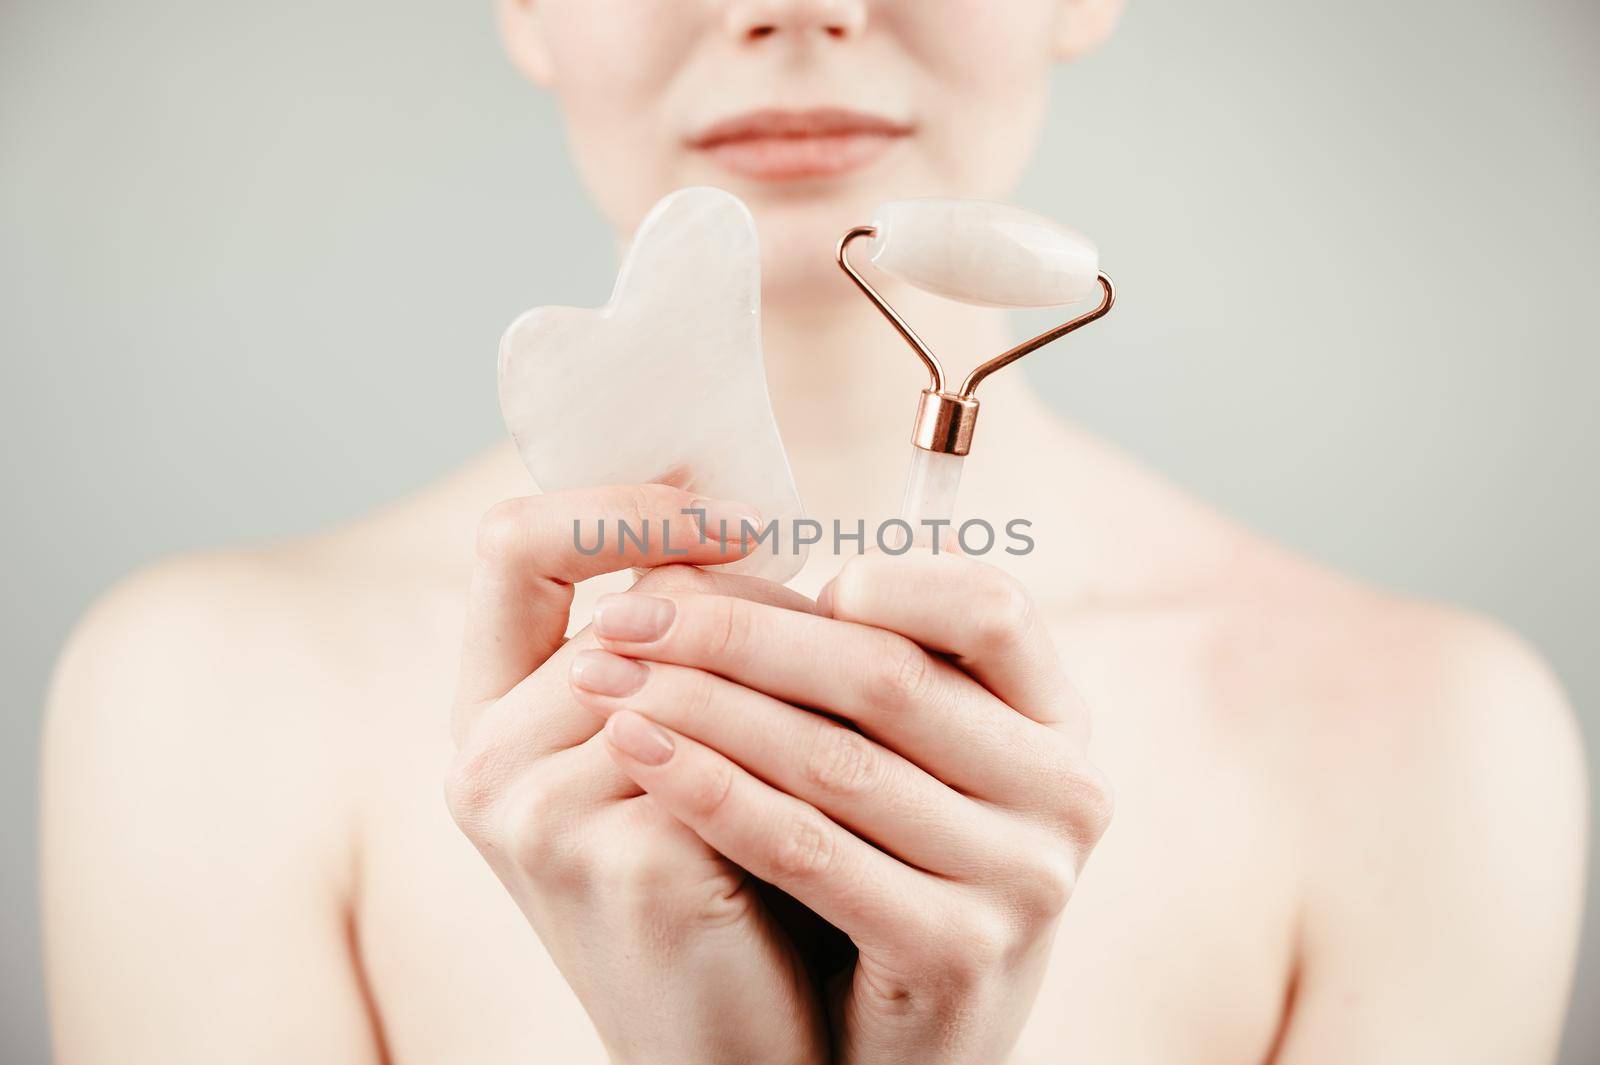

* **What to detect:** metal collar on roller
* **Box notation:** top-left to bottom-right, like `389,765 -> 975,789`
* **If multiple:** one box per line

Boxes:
835,223 -> 1115,457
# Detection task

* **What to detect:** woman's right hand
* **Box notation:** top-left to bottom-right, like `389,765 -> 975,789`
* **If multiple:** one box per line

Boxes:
444,485 -> 827,1065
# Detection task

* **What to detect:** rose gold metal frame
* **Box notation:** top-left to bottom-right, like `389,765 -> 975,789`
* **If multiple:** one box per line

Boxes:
836,224 -> 1116,455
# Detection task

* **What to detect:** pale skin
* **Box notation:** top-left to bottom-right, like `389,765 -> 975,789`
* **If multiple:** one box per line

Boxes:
42,2 -> 1588,1063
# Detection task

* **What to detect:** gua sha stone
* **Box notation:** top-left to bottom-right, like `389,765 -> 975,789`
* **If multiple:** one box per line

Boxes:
499,186 -> 807,582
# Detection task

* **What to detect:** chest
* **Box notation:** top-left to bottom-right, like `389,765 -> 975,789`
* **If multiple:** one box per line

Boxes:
352,606 -> 1299,1064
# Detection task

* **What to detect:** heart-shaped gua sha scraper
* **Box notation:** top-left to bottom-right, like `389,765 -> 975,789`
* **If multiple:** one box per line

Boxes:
499,186 -> 806,582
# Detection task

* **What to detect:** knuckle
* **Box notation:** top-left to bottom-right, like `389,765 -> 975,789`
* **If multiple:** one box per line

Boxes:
970,571 -> 1036,652
704,597 -> 753,659
827,554 -> 876,620
683,757 -> 737,821
1075,764 -> 1117,840
1014,845 -> 1078,921
960,908 -> 1019,974
681,666 -> 718,720
771,811 -> 836,881
442,742 -> 507,828
622,484 -> 689,540
473,499 -> 527,565
633,563 -> 714,595
500,777 -> 582,885
802,727 -> 879,799
622,484 -> 656,532
1052,762 -> 1115,843
907,906 -> 1012,993
864,635 -> 933,710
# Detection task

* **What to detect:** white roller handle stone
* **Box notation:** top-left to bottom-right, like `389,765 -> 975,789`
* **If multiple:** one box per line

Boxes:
898,446 -> 965,548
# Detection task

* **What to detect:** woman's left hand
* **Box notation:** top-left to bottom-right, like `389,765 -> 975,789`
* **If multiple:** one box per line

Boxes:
566,551 -> 1114,1064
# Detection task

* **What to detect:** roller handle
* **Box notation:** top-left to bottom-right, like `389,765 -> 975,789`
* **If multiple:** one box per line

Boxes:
898,446 -> 965,549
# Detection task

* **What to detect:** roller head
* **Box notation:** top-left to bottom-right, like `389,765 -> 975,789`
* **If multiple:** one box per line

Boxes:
867,198 -> 1100,308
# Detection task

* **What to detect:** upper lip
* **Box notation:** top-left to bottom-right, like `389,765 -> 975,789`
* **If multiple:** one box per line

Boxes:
686,107 -> 914,148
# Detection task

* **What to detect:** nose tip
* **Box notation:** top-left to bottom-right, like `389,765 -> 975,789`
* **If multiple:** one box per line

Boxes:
727,0 -> 867,43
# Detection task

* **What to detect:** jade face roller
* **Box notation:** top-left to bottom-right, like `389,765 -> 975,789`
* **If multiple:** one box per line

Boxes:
837,199 -> 1116,529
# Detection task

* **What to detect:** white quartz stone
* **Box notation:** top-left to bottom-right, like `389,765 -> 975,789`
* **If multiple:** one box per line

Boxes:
901,446 -> 965,531
498,187 -> 807,582
867,198 -> 1101,308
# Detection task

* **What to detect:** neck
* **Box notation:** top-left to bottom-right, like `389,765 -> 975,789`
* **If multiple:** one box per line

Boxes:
756,284 -> 1235,601
761,284 -> 1047,523
435,281 -> 1229,603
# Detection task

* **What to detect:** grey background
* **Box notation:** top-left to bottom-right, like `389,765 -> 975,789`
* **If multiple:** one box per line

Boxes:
2,0 -> 1596,1060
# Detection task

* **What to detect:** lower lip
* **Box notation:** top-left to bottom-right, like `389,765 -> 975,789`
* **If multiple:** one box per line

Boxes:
696,131 -> 907,181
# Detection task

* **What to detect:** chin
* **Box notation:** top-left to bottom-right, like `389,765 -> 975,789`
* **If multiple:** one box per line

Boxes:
758,250 -> 854,309
735,164 -> 968,308
743,195 -> 867,308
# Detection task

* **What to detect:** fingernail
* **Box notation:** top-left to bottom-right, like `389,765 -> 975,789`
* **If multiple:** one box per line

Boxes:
570,650 -> 648,697
594,594 -> 676,641
688,499 -> 763,543
604,710 -> 675,766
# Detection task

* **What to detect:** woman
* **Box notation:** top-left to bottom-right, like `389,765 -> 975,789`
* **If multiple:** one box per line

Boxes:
41,1 -> 1587,1062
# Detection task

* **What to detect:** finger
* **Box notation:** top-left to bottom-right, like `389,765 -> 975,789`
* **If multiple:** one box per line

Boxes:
568,653 -> 1023,878
453,484 -> 761,739
589,591 -> 1061,800
448,730 -> 636,850
465,565 -> 825,761
819,553 -> 1084,731
597,709 -> 949,955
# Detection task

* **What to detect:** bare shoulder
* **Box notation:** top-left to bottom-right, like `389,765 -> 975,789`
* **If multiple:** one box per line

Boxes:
42,511 -> 467,863
38,515 -> 462,1061
1193,540 -> 1588,1058
44,531 -> 402,872
60,549 -> 353,735
1206,547 -> 1586,834
50,504 -> 466,729
43,506 -> 468,893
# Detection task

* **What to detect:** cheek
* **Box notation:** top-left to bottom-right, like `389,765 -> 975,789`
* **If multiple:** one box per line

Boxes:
542,1 -> 698,101
539,1 -> 708,227
904,3 -> 1058,198
897,0 -> 1059,87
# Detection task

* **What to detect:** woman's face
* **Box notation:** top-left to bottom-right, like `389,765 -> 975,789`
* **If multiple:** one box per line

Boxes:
501,0 -> 1121,300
